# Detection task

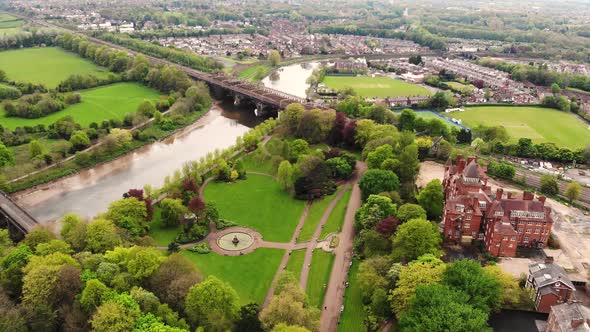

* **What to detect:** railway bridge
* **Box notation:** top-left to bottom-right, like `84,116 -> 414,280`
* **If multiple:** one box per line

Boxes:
0,192 -> 38,240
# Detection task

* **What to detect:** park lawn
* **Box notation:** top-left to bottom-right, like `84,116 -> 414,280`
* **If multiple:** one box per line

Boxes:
455,106 -> 590,149
320,188 -> 351,240
298,189 -> 340,243
203,174 -> 306,242
240,151 -> 276,175
148,206 -> 182,247
238,65 -> 272,81
0,83 -> 161,130
338,259 -> 364,332
181,248 -> 284,305
0,47 -> 111,87
284,249 -> 306,279
307,250 -> 335,309
322,76 -> 432,98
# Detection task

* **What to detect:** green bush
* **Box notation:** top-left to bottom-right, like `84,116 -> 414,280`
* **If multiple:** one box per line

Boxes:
215,219 -> 237,230
188,242 -> 211,254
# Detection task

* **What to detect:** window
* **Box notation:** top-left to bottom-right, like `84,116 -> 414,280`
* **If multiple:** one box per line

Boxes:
518,228 -> 523,233
466,215 -> 472,220
524,236 -> 529,242
526,229 -> 531,233
535,229 -> 540,234
537,222 -> 542,226
472,231 -> 477,237
528,221 -> 533,225
496,243 -> 500,247
503,236 -> 508,241
519,220 -> 524,225
509,244 -> 513,248
511,236 -> 516,241
464,223 -> 471,228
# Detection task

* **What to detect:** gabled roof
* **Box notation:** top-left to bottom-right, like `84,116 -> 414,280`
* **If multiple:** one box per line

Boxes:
549,302 -> 590,332
464,160 -> 480,178
529,262 -> 575,290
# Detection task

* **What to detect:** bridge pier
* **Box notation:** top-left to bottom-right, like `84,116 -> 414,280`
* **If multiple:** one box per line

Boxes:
209,85 -> 227,99
254,102 -> 278,118
234,94 -> 244,106
0,213 -> 25,242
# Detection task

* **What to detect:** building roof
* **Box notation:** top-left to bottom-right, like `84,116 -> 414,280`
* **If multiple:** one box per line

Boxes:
529,262 -> 575,290
464,160 -> 480,178
549,302 -> 590,332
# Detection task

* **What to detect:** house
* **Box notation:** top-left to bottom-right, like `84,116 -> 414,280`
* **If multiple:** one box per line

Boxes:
545,302 -> 590,332
442,155 -> 554,257
527,261 -> 576,313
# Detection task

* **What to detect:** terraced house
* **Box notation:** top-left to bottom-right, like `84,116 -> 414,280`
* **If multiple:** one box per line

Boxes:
442,155 -> 554,257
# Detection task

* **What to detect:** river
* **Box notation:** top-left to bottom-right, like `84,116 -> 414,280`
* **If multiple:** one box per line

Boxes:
15,101 -> 259,223
261,61 -> 319,98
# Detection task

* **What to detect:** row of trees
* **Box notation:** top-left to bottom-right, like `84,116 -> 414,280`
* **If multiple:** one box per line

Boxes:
4,92 -> 81,119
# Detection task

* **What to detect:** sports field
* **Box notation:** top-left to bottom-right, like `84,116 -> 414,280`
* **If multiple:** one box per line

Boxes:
0,83 -> 161,130
0,47 -> 111,87
454,106 -> 590,149
322,76 -> 432,98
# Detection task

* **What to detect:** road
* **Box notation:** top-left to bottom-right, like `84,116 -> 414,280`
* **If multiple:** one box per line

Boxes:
320,162 -> 367,332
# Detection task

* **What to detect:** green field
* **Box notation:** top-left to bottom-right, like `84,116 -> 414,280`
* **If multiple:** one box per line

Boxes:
203,174 -> 306,242
454,106 -> 590,149
0,47 -> 111,87
285,249 -> 306,279
443,81 -> 476,94
238,65 -> 272,81
0,83 -> 161,130
181,248 -> 284,304
306,250 -> 335,309
320,188 -> 351,240
298,189 -> 339,242
338,260 -> 364,332
322,76 -> 432,98
148,206 -> 182,246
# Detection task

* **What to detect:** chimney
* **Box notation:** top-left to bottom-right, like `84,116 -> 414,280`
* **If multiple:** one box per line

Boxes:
507,192 -> 514,199
523,191 -> 534,201
457,155 -> 466,173
571,319 -> 584,329
538,196 -> 546,205
545,256 -> 554,264
496,188 -> 503,200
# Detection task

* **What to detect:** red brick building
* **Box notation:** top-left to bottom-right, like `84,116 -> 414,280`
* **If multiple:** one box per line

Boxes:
545,301 -> 590,331
442,155 -> 554,257
527,261 -> 576,313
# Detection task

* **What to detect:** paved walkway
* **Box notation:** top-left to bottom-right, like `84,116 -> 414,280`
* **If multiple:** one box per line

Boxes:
321,162 -> 367,332
262,202 -> 312,307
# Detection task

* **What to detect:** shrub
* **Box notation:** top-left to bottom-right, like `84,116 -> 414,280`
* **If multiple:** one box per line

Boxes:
215,219 -> 237,230
188,242 -> 211,254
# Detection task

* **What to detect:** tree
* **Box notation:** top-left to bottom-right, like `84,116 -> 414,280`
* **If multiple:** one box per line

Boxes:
540,175 -> 559,196
366,144 -> 394,169
70,130 -> 91,151
483,265 -> 523,308
277,160 -> 295,191
355,194 -> 397,231
236,303 -> 264,332
160,198 -> 188,227
398,144 -> 420,185
106,197 -> 148,238
390,254 -> 446,314
0,142 -> 15,168
288,139 -> 309,161
104,128 -> 132,152
23,229 -> 55,250
137,100 -> 157,117
358,256 -> 391,302
416,180 -> 444,220
268,50 -> 281,66
272,324 -> 311,332
398,284 -> 491,332
359,169 -> 400,200
281,103 -> 305,134
184,276 -> 240,330
80,279 -> 109,312
86,219 -> 122,253
399,109 -> 416,131
443,259 -> 502,313
22,253 -> 79,308
0,243 -> 33,298
565,182 -> 582,203
29,140 -> 43,158
149,253 -> 202,312
397,204 -> 427,223
391,219 -> 442,262
260,285 -> 319,332
90,301 -> 139,332
551,83 -> 561,95
325,157 -> 353,179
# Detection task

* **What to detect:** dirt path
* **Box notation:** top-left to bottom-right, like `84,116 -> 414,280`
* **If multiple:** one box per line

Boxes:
262,202 -> 312,308
299,184 -> 351,290
321,162 -> 367,332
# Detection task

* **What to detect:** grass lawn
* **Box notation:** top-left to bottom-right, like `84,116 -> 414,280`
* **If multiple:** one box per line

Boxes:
284,249 -> 306,279
238,65 -> 272,81
0,13 -> 23,30
0,83 -> 161,130
320,188 -> 351,240
338,259 -> 365,332
322,76 -> 432,98
203,174 -> 306,242
298,189 -> 339,243
443,81 -> 476,94
0,47 -> 111,87
455,106 -> 590,149
148,206 -> 182,246
240,151 -> 276,175
307,250 -> 335,309
566,87 -> 590,94
413,111 -> 461,129
181,248 -> 284,305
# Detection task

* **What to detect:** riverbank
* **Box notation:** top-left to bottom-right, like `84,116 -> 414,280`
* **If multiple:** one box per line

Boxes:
12,102 -> 257,222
